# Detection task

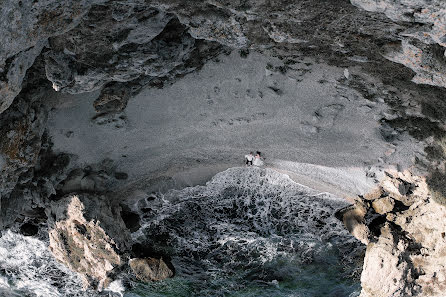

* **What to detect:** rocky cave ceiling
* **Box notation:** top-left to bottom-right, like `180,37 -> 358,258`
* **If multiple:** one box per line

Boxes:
1,1 -> 446,296
1,0 -> 446,227
0,0 -> 445,212
1,0 -> 446,112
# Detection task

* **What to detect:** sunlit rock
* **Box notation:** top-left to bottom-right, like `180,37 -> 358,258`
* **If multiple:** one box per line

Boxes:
339,170 -> 446,296
47,194 -> 131,290
351,0 -> 446,88
129,258 -> 174,282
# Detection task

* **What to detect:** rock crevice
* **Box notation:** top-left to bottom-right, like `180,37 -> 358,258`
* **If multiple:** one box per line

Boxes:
338,170 -> 446,296
47,194 -> 131,290
0,0 -> 446,295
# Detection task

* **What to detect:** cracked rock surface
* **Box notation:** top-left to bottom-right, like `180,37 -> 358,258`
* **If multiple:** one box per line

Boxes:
0,0 -> 445,295
47,194 -> 131,290
338,170 -> 446,296
2,0 -> 446,113
352,0 -> 446,88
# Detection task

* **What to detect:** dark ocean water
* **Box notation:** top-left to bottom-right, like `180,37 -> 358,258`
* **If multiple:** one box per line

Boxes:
0,167 -> 363,297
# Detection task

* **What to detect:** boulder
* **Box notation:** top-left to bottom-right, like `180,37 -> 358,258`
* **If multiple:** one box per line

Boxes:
129,257 -> 174,282
360,223 -> 419,297
339,170 -> 446,296
371,197 -> 395,214
351,0 -> 446,89
363,187 -> 383,200
0,0 -> 105,113
336,200 -> 370,245
93,82 -> 130,113
47,194 -> 131,290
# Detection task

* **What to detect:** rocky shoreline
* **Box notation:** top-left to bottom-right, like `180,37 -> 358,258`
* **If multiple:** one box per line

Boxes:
1,0 -> 446,295
337,170 -> 446,296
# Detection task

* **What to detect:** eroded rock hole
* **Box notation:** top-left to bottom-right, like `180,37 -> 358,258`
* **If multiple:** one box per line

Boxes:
19,222 -> 39,236
120,206 -> 141,232
73,220 -> 88,236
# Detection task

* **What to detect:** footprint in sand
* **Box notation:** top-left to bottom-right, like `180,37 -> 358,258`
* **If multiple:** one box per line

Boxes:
313,104 -> 345,128
301,104 -> 345,134
91,112 -> 128,129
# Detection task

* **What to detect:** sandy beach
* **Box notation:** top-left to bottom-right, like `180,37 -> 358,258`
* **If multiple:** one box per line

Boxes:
46,50 -> 423,202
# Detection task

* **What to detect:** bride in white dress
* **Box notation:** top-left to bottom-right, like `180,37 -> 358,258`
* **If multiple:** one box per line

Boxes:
253,152 -> 264,166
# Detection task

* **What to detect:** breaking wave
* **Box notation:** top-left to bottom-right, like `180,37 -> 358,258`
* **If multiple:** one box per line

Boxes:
0,230 -> 114,297
0,167 -> 363,297
130,167 -> 364,296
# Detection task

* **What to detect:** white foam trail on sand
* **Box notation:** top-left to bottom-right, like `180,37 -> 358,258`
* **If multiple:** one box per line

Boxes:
0,167 -> 363,297
132,167 -> 363,296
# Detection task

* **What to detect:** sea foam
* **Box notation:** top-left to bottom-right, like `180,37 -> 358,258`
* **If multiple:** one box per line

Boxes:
0,167 -> 363,297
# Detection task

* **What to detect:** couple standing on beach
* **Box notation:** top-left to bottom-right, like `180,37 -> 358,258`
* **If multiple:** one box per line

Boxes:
245,151 -> 264,167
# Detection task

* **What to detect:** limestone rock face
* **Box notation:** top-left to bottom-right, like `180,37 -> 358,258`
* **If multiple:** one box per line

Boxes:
371,196 -> 394,214
0,40 -> 47,114
351,0 -> 446,88
336,200 -> 370,245
44,5 -> 199,94
47,194 -> 131,290
0,94 -> 46,202
0,0 -> 445,295
129,258 -> 174,282
0,0 -> 105,113
2,0 -> 446,115
0,0 -> 225,114
338,170 -> 446,297
350,0 -> 446,48
361,223 -> 418,297
0,56 -> 51,228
